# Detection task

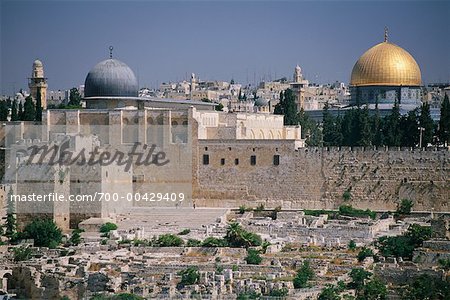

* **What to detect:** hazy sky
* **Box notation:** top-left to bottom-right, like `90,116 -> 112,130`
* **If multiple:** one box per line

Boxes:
1,0 -> 449,94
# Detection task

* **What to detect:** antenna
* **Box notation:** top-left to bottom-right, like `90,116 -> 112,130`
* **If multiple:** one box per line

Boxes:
384,27 -> 388,42
109,46 -> 114,59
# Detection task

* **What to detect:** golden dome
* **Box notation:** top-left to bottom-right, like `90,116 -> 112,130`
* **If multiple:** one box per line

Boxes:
350,41 -> 421,87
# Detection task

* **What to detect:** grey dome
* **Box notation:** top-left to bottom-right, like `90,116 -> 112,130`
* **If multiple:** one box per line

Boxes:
254,98 -> 269,106
84,59 -> 138,98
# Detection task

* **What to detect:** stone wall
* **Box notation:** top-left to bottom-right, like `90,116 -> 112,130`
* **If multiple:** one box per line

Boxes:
194,144 -> 449,211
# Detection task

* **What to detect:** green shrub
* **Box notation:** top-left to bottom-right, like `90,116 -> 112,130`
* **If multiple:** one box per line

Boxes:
396,199 -> 413,215
377,224 -> 431,260
178,229 -> 191,235
100,222 -> 118,233
13,246 -> 32,261
155,234 -> 184,247
225,222 -> 262,248
238,205 -> 246,214
293,261 -> 314,288
201,236 -> 228,247
357,247 -> 374,262
348,240 -> 357,251
186,239 -> 202,247
268,288 -> 289,297
246,249 -> 262,265
342,190 -> 351,201
339,205 -> 376,219
22,218 -> 62,247
178,266 -> 199,286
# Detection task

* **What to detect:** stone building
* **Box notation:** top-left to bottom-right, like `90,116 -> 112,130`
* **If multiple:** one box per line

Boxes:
349,29 -> 423,110
28,59 -> 48,109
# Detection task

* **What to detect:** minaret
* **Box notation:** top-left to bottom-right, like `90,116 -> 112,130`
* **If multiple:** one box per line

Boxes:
190,73 -> 197,99
28,59 -> 48,109
293,65 -> 302,83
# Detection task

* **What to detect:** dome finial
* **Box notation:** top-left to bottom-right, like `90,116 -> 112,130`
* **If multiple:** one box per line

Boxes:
384,27 -> 388,42
109,46 -> 114,59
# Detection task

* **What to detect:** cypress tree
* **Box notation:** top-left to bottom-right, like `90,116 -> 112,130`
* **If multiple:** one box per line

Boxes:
11,99 -> 18,121
35,88 -> 43,121
0,101 -> 8,121
438,94 -> 450,146
18,101 -> 24,121
384,100 -> 402,146
358,106 -> 373,146
419,102 -> 434,146
23,96 -> 36,121
400,109 -> 419,147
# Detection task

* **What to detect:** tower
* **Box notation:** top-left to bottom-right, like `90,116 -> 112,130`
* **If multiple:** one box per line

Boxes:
28,59 -> 48,109
190,73 -> 197,99
293,65 -> 303,83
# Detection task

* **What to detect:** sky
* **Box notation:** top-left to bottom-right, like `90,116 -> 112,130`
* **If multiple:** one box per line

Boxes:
1,0 -> 449,94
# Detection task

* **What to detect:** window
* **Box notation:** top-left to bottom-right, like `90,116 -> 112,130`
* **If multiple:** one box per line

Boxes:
220,158 -> 225,165
203,154 -> 209,165
234,158 -> 239,165
204,147 -> 208,151
133,175 -> 144,183
250,155 -> 256,165
273,155 -> 280,166
252,148 -> 256,152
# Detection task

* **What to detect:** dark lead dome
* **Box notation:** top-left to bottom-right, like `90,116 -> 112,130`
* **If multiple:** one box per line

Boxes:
84,59 -> 138,98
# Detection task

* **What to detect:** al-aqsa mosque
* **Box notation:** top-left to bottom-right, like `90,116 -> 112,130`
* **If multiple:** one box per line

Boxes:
350,28 -> 423,110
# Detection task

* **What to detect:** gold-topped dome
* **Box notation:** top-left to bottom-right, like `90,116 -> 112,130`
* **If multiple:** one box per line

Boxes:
350,40 -> 421,87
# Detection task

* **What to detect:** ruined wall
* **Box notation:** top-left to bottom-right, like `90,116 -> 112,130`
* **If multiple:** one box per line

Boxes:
194,143 -> 449,211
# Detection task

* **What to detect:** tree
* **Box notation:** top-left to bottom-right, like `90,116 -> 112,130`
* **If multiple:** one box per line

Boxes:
383,100 -> 402,146
23,95 -> 36,121
357,247 -> 374,262
438,94 -> 450,145
201,237 -> 228,247
215,103 -> 224,111
402,274 -> 450,300
400,109 -> 419,147
319,285 -> 341,300
348,240 -> 357,251
358,106 -> 373,146
418,102 -> 434,146
178,266 -> 199,286
13,246 -> 33,261
396,199 -> 413,215
68,87 -> 82,107
245,249 -> 262,265
323,102 -> 343,146
5,189 -> 16,240
372,103 -> 384,146
70,229 -> 83,245
100,222 -> 117,233
18,101 -> 24,120
35,87 -> 43,121
155,234 -> 184,247
274,89 -> 298,125
225,222 -> 262,248
293,260 -> 314,288
0,101 -> 8,121
11,99 -> 19,121
359,278 -> 387,300
22,219 -> 62,247
377,224 -> 431,259
348,268 -> 372,291
298,108 -> 323,146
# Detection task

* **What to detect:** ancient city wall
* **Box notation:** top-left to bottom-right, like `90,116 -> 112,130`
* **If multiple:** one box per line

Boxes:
194,142 -> 449,211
